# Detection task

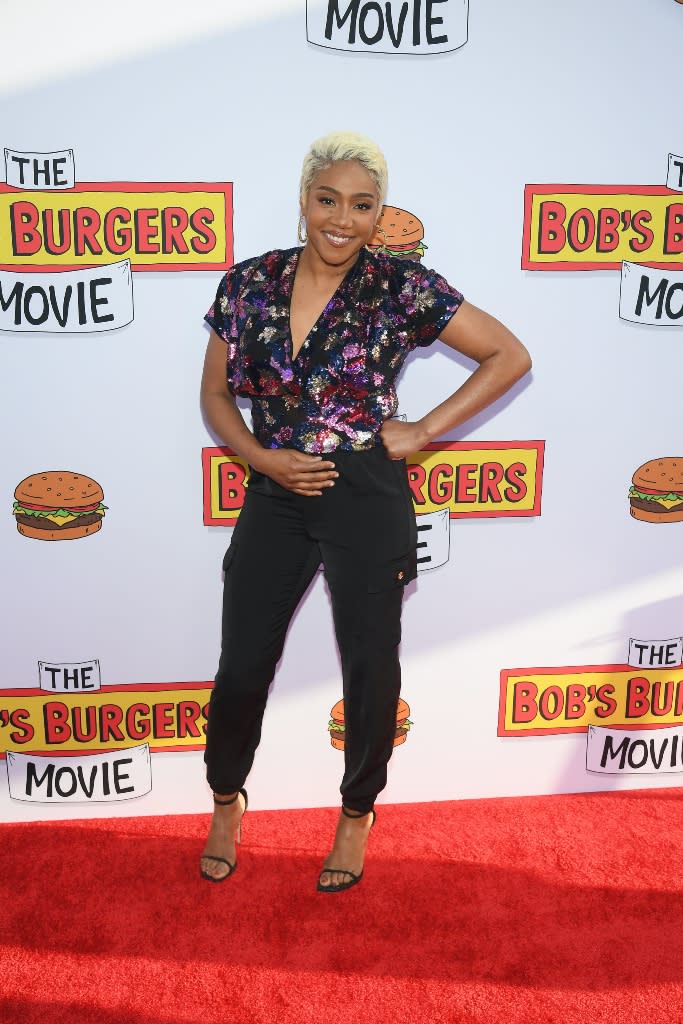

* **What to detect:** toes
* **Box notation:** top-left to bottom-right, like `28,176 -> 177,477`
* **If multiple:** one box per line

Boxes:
201,856 -> 231,881
319,869 -> 348,888
201,859 -> 219,880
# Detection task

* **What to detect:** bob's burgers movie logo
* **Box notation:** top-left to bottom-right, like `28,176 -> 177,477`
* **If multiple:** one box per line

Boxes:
306,0 -> 469,55
499,636 -> 683,779
523,154 -> 683,327
0,659 -> 213,803
202,441 -> 544,571
0,146 -> 233,333
499,636 -> 683,737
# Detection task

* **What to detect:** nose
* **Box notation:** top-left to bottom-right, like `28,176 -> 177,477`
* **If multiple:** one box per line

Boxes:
331,203 -> 353,228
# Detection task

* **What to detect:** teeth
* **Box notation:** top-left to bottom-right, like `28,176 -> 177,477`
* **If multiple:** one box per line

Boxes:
325,232 -> 351,243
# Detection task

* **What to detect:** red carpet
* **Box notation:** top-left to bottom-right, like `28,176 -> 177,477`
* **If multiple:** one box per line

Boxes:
1,789 -> 682,1023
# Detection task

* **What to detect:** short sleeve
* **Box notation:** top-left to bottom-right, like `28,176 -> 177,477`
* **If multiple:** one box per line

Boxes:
204,265 -> 239,343
398,262 -> 464,349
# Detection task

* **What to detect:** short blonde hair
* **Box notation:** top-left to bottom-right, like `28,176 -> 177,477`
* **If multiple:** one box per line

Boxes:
299,131 -> 388,209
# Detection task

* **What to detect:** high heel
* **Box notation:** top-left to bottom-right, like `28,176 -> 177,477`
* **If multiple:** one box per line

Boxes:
317,806 -> 376,893
200,788 -> 248,883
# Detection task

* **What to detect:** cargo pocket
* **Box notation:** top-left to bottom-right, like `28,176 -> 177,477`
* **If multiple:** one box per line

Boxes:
221,545 -> 237,574
366,552 -> 416,592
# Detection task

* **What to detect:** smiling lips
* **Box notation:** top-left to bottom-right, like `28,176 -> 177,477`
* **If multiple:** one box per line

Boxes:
323,231 -> 352,247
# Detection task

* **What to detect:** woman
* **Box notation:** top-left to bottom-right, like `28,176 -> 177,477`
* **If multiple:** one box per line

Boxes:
199,131 -> 531,891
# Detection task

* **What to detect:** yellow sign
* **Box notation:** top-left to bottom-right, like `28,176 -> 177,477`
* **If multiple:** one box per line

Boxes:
0,684 -> 211,755
202,442 -> 545,525
408,444 -> 541,517
0,183 -> 233,271
499,665 -> 683,736
522,185 -> 683,269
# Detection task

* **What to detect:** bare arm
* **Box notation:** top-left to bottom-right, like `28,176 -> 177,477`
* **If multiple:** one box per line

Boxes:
201,332 -> 270,467
200,332 -> 338,496
380,301 -> 532,459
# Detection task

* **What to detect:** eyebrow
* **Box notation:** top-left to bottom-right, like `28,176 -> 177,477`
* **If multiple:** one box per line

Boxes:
314,185 -> 376,198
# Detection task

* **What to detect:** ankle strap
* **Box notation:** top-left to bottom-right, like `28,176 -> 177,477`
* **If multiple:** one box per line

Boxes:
341,805 -> 373,819
214,792 -> 240,806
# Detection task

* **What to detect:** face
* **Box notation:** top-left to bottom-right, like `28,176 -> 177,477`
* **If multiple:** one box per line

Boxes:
301,160 -> 380,269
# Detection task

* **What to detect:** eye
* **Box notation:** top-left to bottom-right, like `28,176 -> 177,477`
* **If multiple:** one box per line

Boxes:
355,202 -> 372,211
318,195 -> 335,205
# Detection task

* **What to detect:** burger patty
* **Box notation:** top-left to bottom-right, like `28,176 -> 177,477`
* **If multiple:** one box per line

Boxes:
328,725 -> 408,740
14,512 -> 103,530
630,498 -> 683,514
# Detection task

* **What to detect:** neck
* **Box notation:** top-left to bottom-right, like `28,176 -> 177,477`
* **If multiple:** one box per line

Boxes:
297,242 -> 361,286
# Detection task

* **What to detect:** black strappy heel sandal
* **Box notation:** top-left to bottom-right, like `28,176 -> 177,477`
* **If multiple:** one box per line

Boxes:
200,788 -> 248,883
317,806 -> 376,893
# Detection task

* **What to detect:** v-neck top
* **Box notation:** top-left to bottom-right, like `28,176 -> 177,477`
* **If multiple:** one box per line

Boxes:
204,246 -> 464,454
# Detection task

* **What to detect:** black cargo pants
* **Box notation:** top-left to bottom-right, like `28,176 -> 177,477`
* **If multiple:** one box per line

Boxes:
204,445 -> 417,814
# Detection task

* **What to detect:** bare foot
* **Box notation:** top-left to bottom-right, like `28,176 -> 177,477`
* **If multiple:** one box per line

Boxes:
200,792 -> 246,881
318,808 -> 375,890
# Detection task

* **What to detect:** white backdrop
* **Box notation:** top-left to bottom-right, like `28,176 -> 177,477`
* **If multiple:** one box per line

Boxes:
1,0 -> 682,822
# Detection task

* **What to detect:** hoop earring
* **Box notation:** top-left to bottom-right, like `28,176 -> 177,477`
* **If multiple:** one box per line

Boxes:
297,215 -> 307,244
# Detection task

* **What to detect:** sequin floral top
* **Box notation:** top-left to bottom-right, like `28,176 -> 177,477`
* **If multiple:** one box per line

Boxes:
204,247 -> 463,454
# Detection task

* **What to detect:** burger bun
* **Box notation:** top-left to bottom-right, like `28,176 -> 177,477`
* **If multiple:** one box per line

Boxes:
632,457 -> 683,493
14,470 -> 104,508
370,207 -> 424,248
630,506 -> 683,524
17,519 -> 103,541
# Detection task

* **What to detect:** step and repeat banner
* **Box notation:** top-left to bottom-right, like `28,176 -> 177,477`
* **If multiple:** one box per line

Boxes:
1,0 -> 682,820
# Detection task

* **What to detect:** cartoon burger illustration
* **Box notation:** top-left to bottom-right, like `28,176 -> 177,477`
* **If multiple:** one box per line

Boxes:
629,457 -> 683,523
13,471 -> 106,540
367,206 -> 426,261
328,697 -> 412,749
